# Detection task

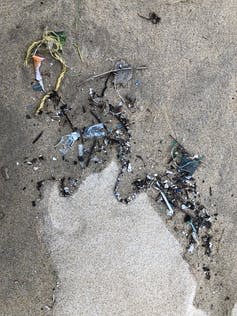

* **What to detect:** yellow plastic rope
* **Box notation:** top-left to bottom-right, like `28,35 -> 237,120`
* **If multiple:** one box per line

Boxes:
24,31 -> 67,114
24,40 -> 42,66
35,92 -> 51,114
52,51 -> 67,92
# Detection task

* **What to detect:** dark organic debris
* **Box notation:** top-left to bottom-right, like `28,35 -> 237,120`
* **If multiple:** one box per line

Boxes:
209,186 -> 212,196
202,234 -> 212,256
32,131 -> 43,144
203,265 -> 211,280
60,177 -> 78,196
138,12 -> 161,24
86,140 -> 97,167
36,180 -> 44,191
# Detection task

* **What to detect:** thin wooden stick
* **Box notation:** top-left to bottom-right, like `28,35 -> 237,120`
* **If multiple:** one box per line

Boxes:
78,66 -> 147,86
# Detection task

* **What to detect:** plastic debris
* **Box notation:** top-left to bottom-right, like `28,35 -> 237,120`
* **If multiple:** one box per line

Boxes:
188,243 -> 195,254
78,144 -> 85,168
32,81 -> 44,92
25,30 -> 67,114
56,124 -> 106,156
155,180 -> 174,217
178,155 -> 201,178
60,177 -> 78,196
127,162 -> 132,173
91,156 -> 103,164
83,123 -> 106,139
113,60 -> 133,87
32,55 -> 45,92
170,137 -> 202,178
135,79 -> 142,87
55,131 -> 80,156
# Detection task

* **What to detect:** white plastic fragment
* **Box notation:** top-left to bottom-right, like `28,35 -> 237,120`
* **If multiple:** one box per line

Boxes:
188,244 -> 195,254
127,162 -> 132,173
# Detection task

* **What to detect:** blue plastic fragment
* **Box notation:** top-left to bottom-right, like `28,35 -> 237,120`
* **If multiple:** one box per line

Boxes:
56,124 -> 107,156
32,81 -> 43,92
135,79 -> 142,87
178,155 -> 201,177
83,123 -> 106,139
55,131 -> 80,156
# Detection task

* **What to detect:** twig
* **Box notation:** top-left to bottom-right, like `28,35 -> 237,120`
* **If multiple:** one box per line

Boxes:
73,43 -> 84,63
78,66 -> 147,86
89,110 -> 109,133
86,140 -> 96,167
90,110 -> 102,123
32,131 -> 43,144
115,85 -> 126,104
60,105 -> 75,131
99,73 -> 111,97
216,228 -> 224,254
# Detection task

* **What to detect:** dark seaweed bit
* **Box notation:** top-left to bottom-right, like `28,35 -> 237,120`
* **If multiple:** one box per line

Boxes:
209,186 -> 212,196
202,234 -> 212,256
36,180 -> 44,191
138,12 -> 161,24
60,177 -> 70,197
60,105 -> 75,131
184,214 -> 192,222
86,140 -> 97,167
203,266 -> 211,280
99,73 -> 112,97
32,131 -> 43,144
